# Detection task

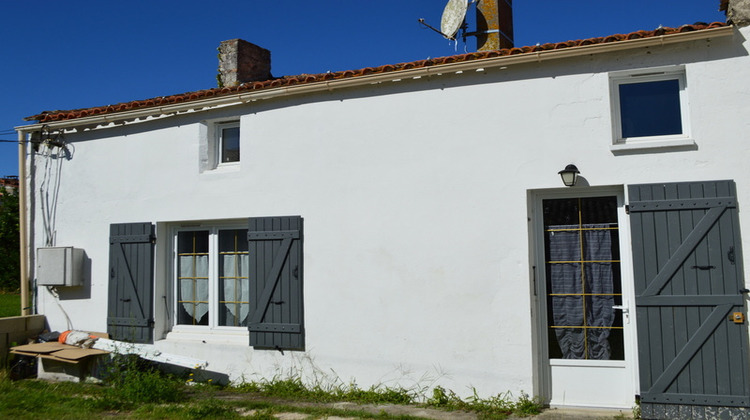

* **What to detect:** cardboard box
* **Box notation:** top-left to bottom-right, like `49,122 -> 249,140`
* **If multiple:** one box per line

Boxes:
10,341 -> 110,382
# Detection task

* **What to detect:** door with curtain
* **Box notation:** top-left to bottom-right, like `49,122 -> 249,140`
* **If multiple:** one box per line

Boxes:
537,193 -> 637,408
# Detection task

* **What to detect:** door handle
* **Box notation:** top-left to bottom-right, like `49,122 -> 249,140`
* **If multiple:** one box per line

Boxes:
613,305 -> 630,324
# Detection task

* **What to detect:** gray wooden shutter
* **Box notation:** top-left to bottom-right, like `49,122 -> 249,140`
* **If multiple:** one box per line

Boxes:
629,181 -> 750,417
247,216 -> 304,351
107,222 -> 155,344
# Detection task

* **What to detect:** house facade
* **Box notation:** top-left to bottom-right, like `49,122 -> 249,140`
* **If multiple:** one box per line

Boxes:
15,3 -> 750,416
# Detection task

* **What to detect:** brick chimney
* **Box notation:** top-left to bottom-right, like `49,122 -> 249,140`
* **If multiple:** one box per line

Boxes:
722,0 -> 750,26
217,39 -> 272,87
476,0 -> 513,51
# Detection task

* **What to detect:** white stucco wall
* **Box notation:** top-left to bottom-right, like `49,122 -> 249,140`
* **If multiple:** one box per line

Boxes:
26,27 -> 750,404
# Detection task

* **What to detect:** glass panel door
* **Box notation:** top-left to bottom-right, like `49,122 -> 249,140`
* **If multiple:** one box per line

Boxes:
537,192 -> 636,408
543,196 -> 624,360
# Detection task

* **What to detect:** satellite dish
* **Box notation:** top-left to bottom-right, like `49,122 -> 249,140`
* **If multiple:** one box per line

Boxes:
440,0 -> 468,40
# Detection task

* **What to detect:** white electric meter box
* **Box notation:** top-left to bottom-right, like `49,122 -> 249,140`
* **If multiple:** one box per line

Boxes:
37,247 -> 85,287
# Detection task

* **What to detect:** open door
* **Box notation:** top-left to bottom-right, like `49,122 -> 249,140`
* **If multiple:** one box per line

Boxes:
629,180 -> 750,418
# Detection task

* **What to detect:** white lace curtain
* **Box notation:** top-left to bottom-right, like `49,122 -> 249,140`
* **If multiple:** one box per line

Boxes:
179,254 -> 209,323
178,253 -> 250,325
220,253 -> 250,326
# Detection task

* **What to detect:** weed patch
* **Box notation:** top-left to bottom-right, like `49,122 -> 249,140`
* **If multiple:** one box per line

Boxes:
427,386 -> 543,418
232,376 -> 415,405
232,375 -> 542,418
100,354 -> 185,407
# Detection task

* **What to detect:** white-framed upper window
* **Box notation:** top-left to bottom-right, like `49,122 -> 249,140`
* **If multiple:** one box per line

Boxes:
217,121 -> 240,165
609,66 -> 691,150
172,223 -> 249,330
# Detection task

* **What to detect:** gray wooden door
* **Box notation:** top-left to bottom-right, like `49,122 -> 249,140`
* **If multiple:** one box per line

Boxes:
629,181 -> 750,417
107,222 -> 155,343
247,216 -> 304,351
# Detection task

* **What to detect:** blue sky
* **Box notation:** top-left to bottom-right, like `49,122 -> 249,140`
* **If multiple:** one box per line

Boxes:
0,1 -> 726,178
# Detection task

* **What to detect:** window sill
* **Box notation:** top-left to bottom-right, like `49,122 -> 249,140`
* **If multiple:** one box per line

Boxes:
205,162 -> 241,174
610,136 -> 695,153
165,328 -> 249,346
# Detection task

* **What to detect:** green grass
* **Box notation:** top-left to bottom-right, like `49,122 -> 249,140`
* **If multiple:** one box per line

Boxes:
0,292 -> 20,317
0,370 -> 107,419
0,360 -> 545,419
0,370 -> 424,419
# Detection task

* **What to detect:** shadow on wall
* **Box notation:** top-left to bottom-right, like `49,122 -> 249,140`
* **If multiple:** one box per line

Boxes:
52,250 -> 92,301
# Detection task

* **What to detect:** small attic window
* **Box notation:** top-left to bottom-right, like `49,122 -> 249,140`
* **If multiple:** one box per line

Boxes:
199,119 -> 241,173
218,122 -> 240,164
619,79 -> 682,138
609,66 -> 692,151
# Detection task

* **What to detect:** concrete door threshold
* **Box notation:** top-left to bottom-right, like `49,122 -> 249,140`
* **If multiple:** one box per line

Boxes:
527,406 -> 632,419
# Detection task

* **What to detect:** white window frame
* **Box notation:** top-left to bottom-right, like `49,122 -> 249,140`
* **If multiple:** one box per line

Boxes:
609,66 -> 693,152
168,220 -> 249,337
215,121 -> 240,167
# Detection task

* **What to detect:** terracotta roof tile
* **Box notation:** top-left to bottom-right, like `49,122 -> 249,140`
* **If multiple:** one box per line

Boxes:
25,22 -> 727,124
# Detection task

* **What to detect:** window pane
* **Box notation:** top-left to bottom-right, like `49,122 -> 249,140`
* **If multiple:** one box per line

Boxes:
619,79 -> 682,138
221,126 -> 240,163
218,229 -> 250,326
543,197 -> 623,360
177,231 -> 209,325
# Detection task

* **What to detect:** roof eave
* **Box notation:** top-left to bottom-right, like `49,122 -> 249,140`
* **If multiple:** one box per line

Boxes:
16,25 -> 735,133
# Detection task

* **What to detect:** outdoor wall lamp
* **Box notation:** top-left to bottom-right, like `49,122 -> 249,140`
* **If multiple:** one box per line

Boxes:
558,164 -> 580,187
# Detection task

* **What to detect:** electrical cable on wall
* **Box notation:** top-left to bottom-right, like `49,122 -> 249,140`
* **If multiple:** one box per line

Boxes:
46,286 -> 74,331
37,128 -> 74,247
35,127 -> 76,330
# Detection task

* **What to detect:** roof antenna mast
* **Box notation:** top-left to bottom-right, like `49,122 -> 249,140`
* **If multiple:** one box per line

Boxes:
418,0 -> 514,51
